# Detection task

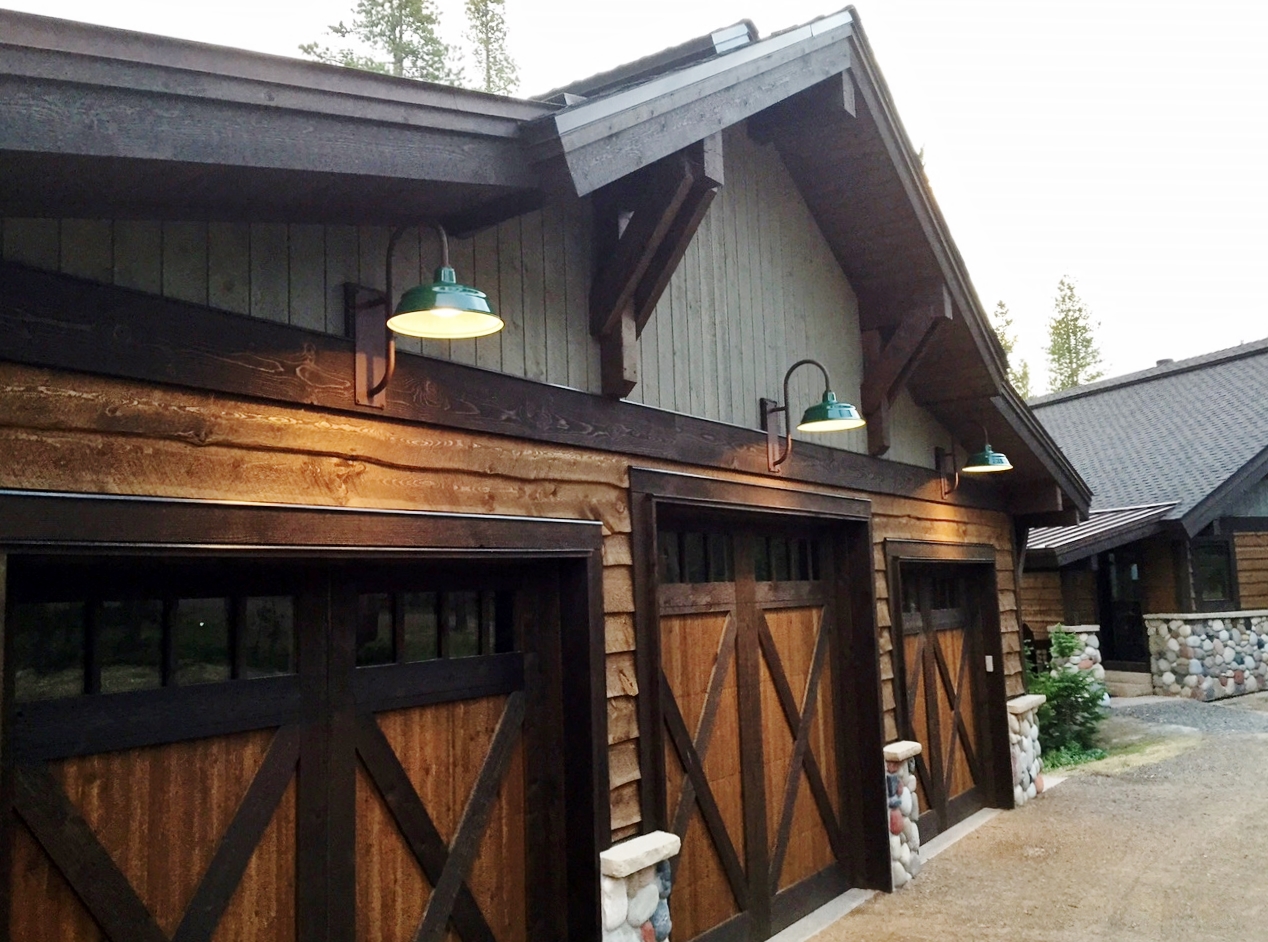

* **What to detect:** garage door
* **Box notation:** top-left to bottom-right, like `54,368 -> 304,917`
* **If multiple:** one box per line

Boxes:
4,554 -> 565,942
656,524 -> 849,942
895,563 -> 987,838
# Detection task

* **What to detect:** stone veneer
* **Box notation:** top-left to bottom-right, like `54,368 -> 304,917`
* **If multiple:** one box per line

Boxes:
1048,624 -> 1106,684
600,831 -> 679,942
1146,610 -> 1268,700
884,740 -> 923,889
1008,694 -> 1047,807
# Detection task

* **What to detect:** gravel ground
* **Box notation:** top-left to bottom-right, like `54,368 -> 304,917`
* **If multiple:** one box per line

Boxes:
815,694 -> 1268,942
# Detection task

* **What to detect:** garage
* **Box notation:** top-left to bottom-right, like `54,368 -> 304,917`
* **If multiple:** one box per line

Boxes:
629,471 -> 889,942
0,493 -> 606,942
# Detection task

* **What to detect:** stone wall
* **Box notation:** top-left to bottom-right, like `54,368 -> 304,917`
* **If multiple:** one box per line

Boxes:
884,741 -> 923,888
600,832 -> 679,942
1147,611 -> 1268,700
1048,625 -> 1105,685
1008,694 -> 1047,806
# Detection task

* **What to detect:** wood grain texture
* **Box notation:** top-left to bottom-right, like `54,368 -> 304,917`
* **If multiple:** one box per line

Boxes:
9,819 -> 106,942
660,611 -> 744,941
1235,533 -> 1268,609
1019,569 -> 1063,635
211,778 -> 296,942
373,699 -> 527,942
54,728 -> 275,937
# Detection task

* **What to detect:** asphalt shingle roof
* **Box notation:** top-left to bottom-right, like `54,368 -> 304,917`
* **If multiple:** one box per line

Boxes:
1029,337 -> 1268,522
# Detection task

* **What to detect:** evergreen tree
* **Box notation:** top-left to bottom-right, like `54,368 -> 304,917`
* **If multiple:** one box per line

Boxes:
989,300 -> 1033,399
464,0 -> 519,94
300,0 -> 462,84
1045,277 -> 1104,392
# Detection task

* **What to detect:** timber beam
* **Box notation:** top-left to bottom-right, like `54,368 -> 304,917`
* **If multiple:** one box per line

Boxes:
590,135 -> 724,398
861,283 -> 952,456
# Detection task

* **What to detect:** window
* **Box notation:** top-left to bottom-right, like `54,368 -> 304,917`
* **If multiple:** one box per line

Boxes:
658,530 -> 735,584
11,592 -> 296,702
355,589 -> 513,666
1192,541 -> 1235,610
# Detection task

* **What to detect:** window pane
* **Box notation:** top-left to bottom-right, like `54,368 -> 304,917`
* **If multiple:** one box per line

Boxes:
706,533 -> 733,583
447,591 -> 480,658
12,601 -> 84,701
241,596 -> 295,678
658,531 -> 681,584
682,532 -> 708,584
99,599 -> 163,694
172,598 -> 231,685
790,540 -> 805,581
402,592 -> 439,662
771,538 -> 791,582
755,537 -> 772,582
1194,544 -> 1231,602
357,593 -> 394,666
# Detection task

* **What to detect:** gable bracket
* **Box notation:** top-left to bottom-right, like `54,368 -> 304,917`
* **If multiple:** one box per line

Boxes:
861,283 -> 952,456
591,135 -> 724,398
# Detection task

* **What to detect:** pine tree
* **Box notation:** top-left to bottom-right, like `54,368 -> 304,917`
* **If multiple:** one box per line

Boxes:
464,0 -> 519,94
1045,277 -> 1104,393
989,300 -> 1033,399
300,0 -> 462,84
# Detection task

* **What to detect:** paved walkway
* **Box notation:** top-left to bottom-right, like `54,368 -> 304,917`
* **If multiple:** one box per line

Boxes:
815,696 -> 1268,942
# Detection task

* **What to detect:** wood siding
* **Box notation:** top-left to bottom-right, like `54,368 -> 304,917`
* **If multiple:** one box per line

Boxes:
1235,533 -> 1268,609
0,360 -> 1018,838
1140,536 -> 1178,614
630,127 -> 950,467
1019,570 -> 1063,636
0,128 -> 953,471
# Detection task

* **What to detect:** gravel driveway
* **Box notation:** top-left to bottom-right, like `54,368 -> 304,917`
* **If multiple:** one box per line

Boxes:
815,695 -> 1268,942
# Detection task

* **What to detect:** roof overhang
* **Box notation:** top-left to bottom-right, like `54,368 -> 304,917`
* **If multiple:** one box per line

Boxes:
0,9 -> 553,229
1026,503 -> 1177,568
1182,442 -> 1268,536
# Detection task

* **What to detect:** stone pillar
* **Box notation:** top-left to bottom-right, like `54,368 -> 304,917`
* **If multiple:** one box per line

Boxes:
1146,611 -> 1268,700
1049,624 -> 1105,685
1007,694 -> 1046,806
883,740 -> 922,889
600,831 -> 680,942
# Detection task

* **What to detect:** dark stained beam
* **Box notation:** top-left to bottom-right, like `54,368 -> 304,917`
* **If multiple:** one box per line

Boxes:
590,156 -> 697,339
633,135 -> 724,329
591,137 -> 725,398
1006,483 -> 1064,517
0,261 -> 1012,512
861,283 -> 952,456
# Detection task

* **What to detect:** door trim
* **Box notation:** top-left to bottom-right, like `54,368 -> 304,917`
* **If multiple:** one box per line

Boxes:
883,540 -> 1013,817
628,468 -> 890,912
0,487 -> 607,942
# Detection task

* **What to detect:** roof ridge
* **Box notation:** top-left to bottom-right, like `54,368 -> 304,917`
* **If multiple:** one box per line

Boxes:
1030,335 -> 1268,408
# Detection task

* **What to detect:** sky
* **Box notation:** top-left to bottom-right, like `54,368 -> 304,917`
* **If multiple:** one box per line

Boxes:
5,0 -> 1268,390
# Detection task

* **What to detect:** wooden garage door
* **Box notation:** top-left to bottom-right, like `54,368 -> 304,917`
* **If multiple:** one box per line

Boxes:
4,555 -> 563,942
657,527 -> 848,942
896,564 -> 986,839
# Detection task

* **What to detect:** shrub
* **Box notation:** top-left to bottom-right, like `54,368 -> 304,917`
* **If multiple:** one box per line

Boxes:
1023,627 -> 1105,754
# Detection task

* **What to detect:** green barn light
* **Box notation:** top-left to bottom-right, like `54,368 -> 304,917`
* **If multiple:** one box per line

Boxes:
961,441 -> 1013,474
760,359 -> 866,472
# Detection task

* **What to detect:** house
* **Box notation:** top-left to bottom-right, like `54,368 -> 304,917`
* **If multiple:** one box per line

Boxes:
0,7 -> 1090,942
1021,339 -> 1268,688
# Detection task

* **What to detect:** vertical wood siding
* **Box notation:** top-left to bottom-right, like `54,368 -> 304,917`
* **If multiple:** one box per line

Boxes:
1235,533 -> 1268,609
0,362 -> 1021,841
629,127 -> 952,467
0,131 -> 952,469
0,208 -> 601,394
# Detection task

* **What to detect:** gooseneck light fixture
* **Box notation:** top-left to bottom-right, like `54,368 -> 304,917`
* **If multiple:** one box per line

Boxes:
350,223 -> 502,406
759,358 -> 865,472
936,426 -> 1012,497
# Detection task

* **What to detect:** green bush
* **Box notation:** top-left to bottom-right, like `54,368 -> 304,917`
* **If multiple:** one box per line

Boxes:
1024,627 -> 1105,754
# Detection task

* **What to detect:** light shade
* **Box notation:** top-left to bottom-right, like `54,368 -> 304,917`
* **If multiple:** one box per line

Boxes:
796,391 -> 866,432
962,443 -> 1013,473
387,266 -> 504,339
